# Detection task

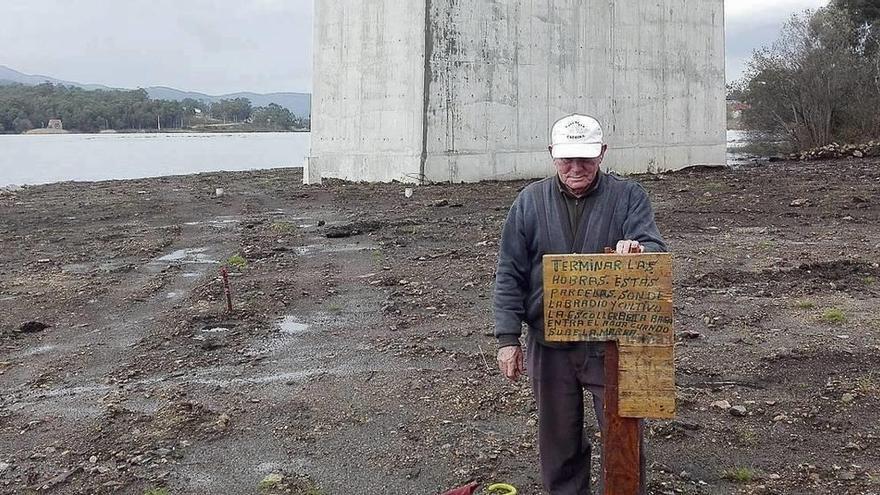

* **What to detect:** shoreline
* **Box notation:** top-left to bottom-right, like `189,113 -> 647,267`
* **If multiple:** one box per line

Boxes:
16,127 -> 310,136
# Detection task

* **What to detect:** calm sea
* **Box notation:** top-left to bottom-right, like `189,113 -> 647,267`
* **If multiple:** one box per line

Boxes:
0,132 -> 310,187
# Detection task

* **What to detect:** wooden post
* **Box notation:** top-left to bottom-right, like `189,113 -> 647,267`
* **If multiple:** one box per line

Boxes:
544,248 -> 675,495
604,341 -> 641,495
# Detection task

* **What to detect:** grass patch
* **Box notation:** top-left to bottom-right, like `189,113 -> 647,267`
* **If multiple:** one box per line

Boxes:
820,307 -> 847,324
795,300 -> 816,309
702,181 -> 726,192
144,489 -> 170,495
856,375 -> 879,396
258,473 -> 326,495
226,254 -> 247,270
326,303 -> 343,313
721,467 -> 759,483
736,427 -> 759,446
371,249 -> 384,266
258,473 -> 284,491
271,221 -> 296,234
864,276 -> 877,286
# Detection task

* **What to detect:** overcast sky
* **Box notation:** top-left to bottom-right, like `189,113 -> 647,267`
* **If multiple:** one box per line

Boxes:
0,0 -> 828,95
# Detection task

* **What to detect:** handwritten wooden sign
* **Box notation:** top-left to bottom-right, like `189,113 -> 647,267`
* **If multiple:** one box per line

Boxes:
543,253 -> 674,346
543,253 -> 676,419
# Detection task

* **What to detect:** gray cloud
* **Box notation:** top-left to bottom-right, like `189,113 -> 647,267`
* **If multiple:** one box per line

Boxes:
0,0 -> 313,94
1,0 -> 828,93
725,0 -> 828,82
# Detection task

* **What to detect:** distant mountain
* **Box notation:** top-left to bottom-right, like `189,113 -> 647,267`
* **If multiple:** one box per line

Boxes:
0,65 -> 113,91
0,65 -> 311,117
145,87 -> 310,119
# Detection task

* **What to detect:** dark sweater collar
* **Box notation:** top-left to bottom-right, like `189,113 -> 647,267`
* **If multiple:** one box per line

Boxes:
555,170 -> 604,199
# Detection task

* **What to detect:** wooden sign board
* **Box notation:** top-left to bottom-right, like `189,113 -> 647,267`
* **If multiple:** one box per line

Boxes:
543,253 -> 676,419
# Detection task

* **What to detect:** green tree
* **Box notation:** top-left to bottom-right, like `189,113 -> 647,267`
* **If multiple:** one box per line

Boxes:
13,116 -> 33,133
833,0 -> 880,25
740,6 -> 879,148
210,98 -> 252,123
251,103 -> 294,130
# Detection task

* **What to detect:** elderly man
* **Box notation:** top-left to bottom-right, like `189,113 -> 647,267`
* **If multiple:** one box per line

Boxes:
493,114 -> 666,494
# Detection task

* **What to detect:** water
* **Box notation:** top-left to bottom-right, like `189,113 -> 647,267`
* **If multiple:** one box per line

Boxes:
727,130 -> 758,149
0,130 -> 763,187
0,132 -> 310,187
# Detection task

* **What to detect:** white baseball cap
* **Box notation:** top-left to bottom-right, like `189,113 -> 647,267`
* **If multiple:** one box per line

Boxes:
550,114 -> 604,159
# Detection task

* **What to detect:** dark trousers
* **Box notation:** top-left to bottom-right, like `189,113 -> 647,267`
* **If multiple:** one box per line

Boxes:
527,335 -> 646,495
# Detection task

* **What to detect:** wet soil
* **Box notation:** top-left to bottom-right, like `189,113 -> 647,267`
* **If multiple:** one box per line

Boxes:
1,157 -> 879,494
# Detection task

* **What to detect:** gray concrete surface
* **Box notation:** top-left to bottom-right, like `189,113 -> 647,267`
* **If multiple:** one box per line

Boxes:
310,0 -> 726,183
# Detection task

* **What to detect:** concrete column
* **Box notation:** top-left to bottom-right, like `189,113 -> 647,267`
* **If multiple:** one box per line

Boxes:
311,0 -> 726,183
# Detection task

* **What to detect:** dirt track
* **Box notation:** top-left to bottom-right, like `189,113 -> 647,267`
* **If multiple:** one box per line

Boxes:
1,158 -> 879,495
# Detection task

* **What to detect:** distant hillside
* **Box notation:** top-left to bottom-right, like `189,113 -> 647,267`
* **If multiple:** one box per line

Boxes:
0,65 -> 311,118
0,65 -> 112,91
145,87 -> 310,119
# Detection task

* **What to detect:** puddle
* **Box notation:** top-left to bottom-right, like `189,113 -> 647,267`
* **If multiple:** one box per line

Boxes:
202,327 -> 231,334
182,272 -> 202,278
183,217 -> 240,228
18,344 -> 57,357
155,247 -> 219,264
279,316 -> 310,335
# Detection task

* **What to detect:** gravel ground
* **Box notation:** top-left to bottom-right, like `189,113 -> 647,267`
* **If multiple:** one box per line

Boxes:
1,158 -> 878,494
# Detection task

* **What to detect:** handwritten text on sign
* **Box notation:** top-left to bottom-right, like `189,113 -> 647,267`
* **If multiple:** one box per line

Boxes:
543,253 -> 674,345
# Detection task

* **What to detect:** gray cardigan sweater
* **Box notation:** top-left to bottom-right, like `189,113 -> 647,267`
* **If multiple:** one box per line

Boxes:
493,171 -> 667,348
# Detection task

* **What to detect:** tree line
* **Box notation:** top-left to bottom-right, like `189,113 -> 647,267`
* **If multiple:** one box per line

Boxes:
733,0 -> 880,150
0,83 -> 309,133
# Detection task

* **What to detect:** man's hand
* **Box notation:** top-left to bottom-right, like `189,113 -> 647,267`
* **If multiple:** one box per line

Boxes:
497,345 -> 526,382
616,239 -> 645,254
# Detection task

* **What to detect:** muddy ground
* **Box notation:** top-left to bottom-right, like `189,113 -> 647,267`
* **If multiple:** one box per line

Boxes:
1,158 -> 879,495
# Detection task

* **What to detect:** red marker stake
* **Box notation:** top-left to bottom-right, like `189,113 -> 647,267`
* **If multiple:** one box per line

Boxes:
220,267 -> 233,313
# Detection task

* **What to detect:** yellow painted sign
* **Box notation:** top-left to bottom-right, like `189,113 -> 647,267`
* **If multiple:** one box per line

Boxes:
543,253 -> 676,419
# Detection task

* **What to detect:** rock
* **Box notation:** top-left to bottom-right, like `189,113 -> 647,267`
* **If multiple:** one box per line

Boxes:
710,400 -> 731,410
790,198 -> 809,207
215,413 -> 231,431
839,471 -> 856,481
16,321 -> 51,333
853,150 -> 864,158
841,393 -> 855,403
0,461 -> 10,474
89,455 -> 98,464
768,473 -> 781,480
729,405 -> 748,417
317,220 -> 326,227
678,330 -> 702,339
200,336 -> 225,350
432,199 -> 449,207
